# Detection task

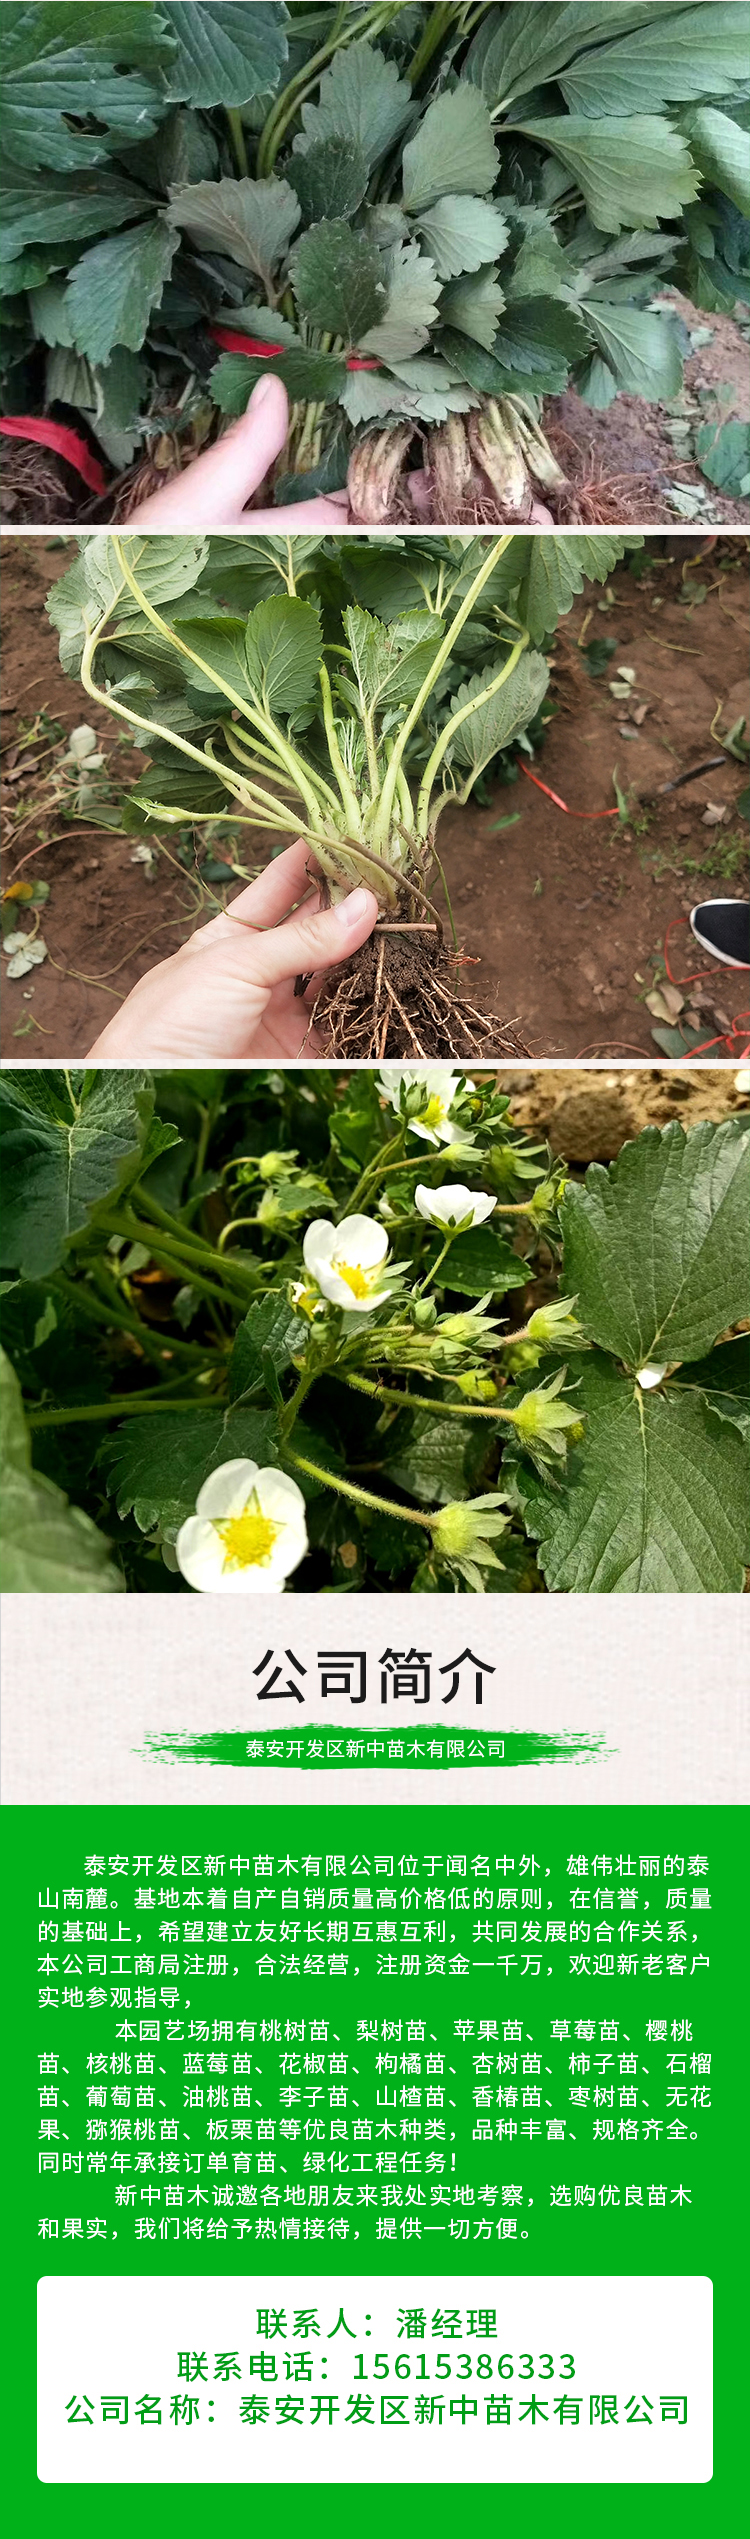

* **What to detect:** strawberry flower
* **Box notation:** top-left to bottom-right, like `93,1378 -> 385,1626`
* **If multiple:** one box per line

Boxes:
176,1460 -> 308,1594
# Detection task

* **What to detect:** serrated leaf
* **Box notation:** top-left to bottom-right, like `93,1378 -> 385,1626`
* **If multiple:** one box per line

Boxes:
171,613 -> 255,710
358,240 -> 440,362
245,595 -> 322,717
403,85 -> 499,214
432,1227 -> 530,1297
449,650 -> 550,779
340,367 -> 474,428
578,300 -> 683,399
0,1069 -> 157,1279
0,1345 -> 122,1593
518,116 -> 700,233
29,277 -> 75,348
517,533 -> 640,644
161,2 -> 287,106
439,269 -> 507,351
443,296 -> 589,395
66,219 -> 176,365
1,164 -> 151,258
290,219 -> 386,345
80,533 -> 208,624
293,40 -> 412,172
166,177 -> 300,289
562,1119 -> 750,1369
380,1407 -> 492,1506
670,1336 -> 750,1439
508,1350 -> 748,1592
695,417 -> 750,496
467,5 -> 662,112
229,1293 -> 303,1402
210,346 -> 346,416
560,6 -> 748,117
100,1403 -> 281,1535
0,5 -> 167,171
415,196 -> 510,282
290,136 -> 368,229
130,763 -> 233,817
342,606 -> 446,719
681,104 -> 750,218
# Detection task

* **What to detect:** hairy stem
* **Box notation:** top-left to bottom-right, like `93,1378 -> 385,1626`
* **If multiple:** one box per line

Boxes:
110,539 -> 333,830
335,1371 -> 518,1422
28,1395 -> 216,1429
288,1451 -> 435,1530
372,535 -> 513,851
416,634 -> 530,841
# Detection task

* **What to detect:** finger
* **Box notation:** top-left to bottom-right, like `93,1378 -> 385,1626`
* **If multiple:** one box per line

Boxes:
221,884 -> 378,993
127,375 -> 289,527
177,838 -> 318,957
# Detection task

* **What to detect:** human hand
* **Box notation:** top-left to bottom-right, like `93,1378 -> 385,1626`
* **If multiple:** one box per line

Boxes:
86,839 -> 378,1062
127,375 -> 349,530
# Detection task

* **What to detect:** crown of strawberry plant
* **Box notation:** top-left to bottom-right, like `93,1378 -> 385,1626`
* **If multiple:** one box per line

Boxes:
3,5 -> 747,512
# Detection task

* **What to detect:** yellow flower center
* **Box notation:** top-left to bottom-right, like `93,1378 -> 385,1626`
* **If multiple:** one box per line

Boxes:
421,1095 -> 447,1129
214,1497 -> 281,1573
335,1259 -> 370,1300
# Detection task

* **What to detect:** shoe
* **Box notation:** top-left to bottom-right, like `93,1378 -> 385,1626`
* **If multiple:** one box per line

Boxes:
689,900 -> 750,968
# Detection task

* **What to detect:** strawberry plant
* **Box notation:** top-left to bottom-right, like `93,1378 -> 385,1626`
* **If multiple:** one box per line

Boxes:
0,1066 -> 747,1595
2,4 -> 748,516
46,524 -> 641,1053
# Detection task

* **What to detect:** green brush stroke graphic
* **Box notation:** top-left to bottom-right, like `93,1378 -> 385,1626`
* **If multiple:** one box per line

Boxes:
141,1727 -> 609,1771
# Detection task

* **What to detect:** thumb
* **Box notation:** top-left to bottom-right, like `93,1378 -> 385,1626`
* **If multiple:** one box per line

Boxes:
127,374 -> 289,527
224,884 -> 378,991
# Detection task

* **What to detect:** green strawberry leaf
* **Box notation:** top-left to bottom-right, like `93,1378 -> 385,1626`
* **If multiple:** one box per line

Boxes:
561,1118 -> 750,1368
0,1347 -> 123,1593
506,1349 -> 749,1592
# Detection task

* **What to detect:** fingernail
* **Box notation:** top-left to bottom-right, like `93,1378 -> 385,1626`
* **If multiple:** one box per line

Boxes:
248,375 -> 274,411
333,887 -> 374,928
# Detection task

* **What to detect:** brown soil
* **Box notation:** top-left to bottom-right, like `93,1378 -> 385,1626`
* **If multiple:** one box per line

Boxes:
2,535 -> 748,1061
548,290 -> 750,529
437,537 -> 750,1058
311,926 -> 529,1060
492,1064 -> 747,1158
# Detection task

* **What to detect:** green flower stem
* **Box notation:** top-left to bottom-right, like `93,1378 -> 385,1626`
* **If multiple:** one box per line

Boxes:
288,1452 -> 435,1531
334,1371 -> 517,1423
371,535 -> 514,853
278,1363 -> 320,1440
110,540 -> 336,831
226,107 -> 249,177
134,1190 -> 221,1261
344,1131 -> 407,1219
415,1230 -> 460,1294
93,1215 -> 253,1310
27,1395 -> 216,1430
106,1205 -> 261,1298
51,1271 -> 210,1367
416,633 -> 530,841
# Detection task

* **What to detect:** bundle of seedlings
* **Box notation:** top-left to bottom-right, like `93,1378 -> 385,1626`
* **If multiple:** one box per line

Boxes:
1,1065 -> 748,1595
47,525 -> 641,1057
3,5 -> 748,519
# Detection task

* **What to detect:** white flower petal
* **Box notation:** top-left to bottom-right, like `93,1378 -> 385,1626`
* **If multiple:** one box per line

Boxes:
194,1458 -> 261,1521
415,1183 -> 496,1230
636,1364 -> 668,1390
334,1214 -> 389,1269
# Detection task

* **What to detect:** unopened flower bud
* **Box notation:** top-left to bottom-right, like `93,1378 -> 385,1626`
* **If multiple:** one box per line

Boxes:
412,1296 -> 437,1328
456,1372 -> 498,1401
258,1149 -> 297,1182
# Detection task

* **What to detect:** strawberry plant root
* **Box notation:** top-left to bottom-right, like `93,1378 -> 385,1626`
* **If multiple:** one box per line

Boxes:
309,927 -> 529,1063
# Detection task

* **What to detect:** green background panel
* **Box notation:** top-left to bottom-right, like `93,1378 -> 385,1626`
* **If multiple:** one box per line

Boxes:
1,1803 -> 746,2535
